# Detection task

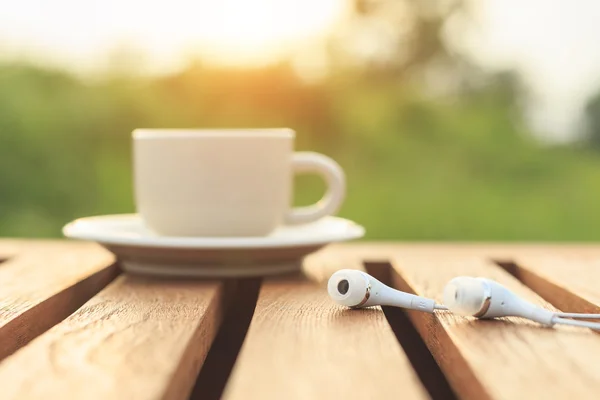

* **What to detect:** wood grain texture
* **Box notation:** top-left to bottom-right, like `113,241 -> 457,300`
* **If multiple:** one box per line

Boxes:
0,241 -> 119,360
509,255 -> 600,315
390,253 -> 600,400
0,240 -> 24,261
327,242 -> 600,261
301,243 -> 600,286
0,275 -> 226,400
301,243 -> 372,283
223,250 -> 429,400
189,278 -> 262,400
0,239 -> 64,261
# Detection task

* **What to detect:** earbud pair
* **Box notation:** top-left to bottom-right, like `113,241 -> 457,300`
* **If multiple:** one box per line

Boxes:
328,269 -> 600,331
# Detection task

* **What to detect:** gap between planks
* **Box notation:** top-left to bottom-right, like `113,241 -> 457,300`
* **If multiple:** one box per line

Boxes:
0,276 -> 255,400
365,262 -> 457,400
190,278 -> 262,400
221,249 -> 432,400
497,255 -> 600,318
0,242 -> 120,361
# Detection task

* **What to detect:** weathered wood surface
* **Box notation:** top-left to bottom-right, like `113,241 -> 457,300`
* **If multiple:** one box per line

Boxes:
0,275 -> 226,400
510,254 -> 600,315
2,241 -> 600,400
0,242 -> 118,360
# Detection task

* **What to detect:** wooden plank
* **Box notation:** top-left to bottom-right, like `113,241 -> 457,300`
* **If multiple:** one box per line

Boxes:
509,254 -> 600,315
300,243 -> 600,286
0,240 -> 23,261
0,275 -> 227,400
390,253 -> 600,400
334,242 -> 600,261
301,243 -> 374,283
0,239 -> 60,261
0,241 -> 119,360
222,251 -> 430,400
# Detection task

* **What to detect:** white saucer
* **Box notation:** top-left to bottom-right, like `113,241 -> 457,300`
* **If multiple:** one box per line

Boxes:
63,214 -> 365,277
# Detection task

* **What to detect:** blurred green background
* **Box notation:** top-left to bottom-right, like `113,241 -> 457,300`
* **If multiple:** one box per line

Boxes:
3,0 -> 600,241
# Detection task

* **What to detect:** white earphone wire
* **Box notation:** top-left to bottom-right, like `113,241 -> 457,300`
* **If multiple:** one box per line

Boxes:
555,312 -> 600,319
552,316 -> 600,331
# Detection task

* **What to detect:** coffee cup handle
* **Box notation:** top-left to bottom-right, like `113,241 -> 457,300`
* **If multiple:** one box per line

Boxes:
285,152 -> 346,225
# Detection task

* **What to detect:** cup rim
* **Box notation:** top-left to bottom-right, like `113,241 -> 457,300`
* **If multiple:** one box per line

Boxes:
133,128 -> 295,139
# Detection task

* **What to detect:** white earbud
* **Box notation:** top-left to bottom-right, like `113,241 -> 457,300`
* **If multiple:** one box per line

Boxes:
443,276 -> 600,330
328,269 -> 447,313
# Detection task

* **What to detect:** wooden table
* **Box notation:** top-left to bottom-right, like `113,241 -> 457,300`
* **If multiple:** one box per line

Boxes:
1,240 -> 600,400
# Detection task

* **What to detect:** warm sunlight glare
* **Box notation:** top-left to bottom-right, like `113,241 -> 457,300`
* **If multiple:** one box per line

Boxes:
189,0 -> 346,65
0,0 -> 347,72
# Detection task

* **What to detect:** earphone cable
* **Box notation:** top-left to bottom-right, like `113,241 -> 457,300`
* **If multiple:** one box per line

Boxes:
552,316 -> 600,331
555,312 -> 600,319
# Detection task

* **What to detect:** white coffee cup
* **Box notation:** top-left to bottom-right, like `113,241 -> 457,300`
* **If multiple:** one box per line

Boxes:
133,128 -> 345,237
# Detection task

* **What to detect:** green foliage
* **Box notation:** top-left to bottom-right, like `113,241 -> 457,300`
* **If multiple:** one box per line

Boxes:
2,60 -> 600,240
585,92 -> 600,148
